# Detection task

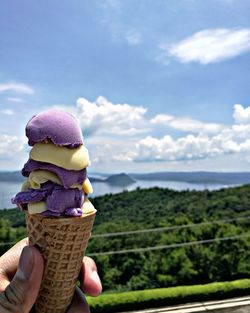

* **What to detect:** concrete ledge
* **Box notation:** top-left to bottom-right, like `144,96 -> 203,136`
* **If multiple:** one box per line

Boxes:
121,296 -> 250,313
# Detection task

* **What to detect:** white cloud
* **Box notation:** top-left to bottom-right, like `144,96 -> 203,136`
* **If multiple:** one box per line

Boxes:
151,114 -> 224,133
116,128 -> 250,163
0,109 -> 14,115
50,99 -> 250,167
0,134 -> 25,157
114,103 -> 250,163
76,96 -> 149,136
0,83 -> 34,94
231,124 -> 250,139
86,135 -> 135,165
163,28 -> 250,64
233,104 -> 250,124
115,134 -> 219,162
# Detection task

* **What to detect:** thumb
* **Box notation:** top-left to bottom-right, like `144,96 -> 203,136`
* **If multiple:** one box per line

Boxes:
0,246 -> 44,313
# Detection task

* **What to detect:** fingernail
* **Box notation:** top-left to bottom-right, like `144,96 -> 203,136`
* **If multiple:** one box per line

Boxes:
16,247 -> 34,280
91,271 -> 101,285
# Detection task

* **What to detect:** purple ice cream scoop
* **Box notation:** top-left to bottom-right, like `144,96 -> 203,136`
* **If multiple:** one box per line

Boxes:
22,159 -> 87,189
12,182 -> 84,217
26,109 -> 83,147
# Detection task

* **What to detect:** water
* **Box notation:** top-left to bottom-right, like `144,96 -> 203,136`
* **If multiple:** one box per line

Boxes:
0,181 -> 22,209
0,180 -> 235,209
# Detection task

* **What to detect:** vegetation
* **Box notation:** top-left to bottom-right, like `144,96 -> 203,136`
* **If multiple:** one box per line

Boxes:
87,279 -> 250,313
0,185 -> 250,292
0,216 -> 26,255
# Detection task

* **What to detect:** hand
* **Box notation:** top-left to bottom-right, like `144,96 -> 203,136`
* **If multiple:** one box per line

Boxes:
0,238 -> 102,313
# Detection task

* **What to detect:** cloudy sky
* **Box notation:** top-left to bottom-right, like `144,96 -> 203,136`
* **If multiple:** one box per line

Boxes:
0,0 -> 250,173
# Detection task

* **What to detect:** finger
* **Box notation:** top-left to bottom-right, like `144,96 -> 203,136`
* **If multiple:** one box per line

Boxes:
67,286 -> 90,313
0,238 -> 29,291
0,246 -> 44,313
81,256 -> 102,297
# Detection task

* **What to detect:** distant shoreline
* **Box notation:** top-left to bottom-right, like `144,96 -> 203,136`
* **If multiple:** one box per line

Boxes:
0,171 -> 250,185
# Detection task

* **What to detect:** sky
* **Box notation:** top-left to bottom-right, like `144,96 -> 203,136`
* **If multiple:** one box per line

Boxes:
0,0 -> 250,173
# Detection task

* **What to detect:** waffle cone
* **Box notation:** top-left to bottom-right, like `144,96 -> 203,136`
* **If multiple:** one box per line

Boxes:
26,208 -> 96,313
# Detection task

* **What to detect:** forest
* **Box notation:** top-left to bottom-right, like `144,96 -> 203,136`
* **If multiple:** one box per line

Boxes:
0,185 -> 250,293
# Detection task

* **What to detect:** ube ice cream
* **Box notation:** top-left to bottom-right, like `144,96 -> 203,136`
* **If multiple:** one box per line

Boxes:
12,109 -> 93,217
13,109 -> 97,313
22,159 -> 87,189
26,108 -> 83,147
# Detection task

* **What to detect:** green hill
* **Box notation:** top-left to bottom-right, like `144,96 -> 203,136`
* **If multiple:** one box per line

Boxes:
90,185 -> 250,291
0,185 -> 250,292
105,173 -> 135,185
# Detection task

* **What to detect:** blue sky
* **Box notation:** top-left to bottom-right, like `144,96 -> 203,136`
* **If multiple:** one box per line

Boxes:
0,0 -> 250,173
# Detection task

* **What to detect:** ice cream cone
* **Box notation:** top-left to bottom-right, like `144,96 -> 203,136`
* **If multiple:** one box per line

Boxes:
11,109 -> 97,312
26,207 -> 96,313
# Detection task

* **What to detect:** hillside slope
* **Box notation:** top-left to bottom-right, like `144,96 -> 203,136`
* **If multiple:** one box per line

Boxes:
1,185 -> 250,292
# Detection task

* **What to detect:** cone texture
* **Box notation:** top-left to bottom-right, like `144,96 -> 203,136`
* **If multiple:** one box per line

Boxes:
26,211 -> 96,313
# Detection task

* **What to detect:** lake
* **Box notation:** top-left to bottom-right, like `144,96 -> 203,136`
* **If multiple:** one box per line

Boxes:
0,180 -> 237,209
